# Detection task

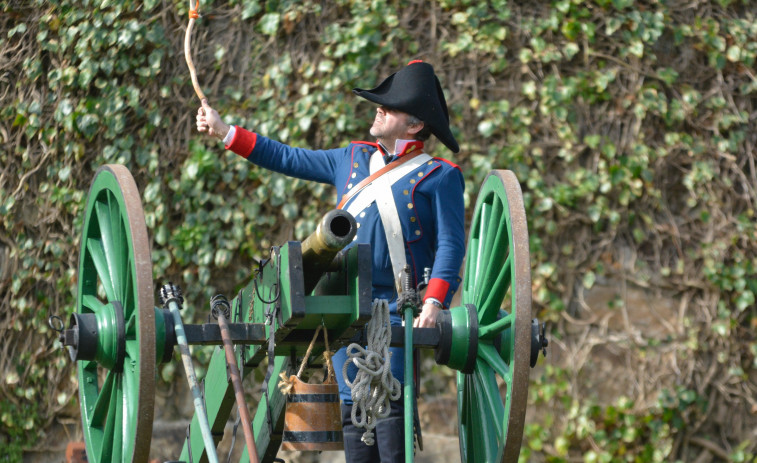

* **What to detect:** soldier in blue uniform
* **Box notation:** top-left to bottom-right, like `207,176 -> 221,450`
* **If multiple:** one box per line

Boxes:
197,60 -> 465,462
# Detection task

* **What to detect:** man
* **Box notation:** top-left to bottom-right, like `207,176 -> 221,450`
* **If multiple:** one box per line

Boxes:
196,60 -> 465,462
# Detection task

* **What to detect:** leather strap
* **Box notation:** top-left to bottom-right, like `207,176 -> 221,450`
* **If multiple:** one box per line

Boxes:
336,148 -> 424,210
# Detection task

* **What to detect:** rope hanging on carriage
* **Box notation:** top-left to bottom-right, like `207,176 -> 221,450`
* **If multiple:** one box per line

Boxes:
184,0 -> 207,103
278,321 -> 337,394
343,299 -> 402,446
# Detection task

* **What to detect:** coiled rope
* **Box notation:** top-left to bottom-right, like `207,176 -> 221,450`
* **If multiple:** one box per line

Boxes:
343,299 -> 402,445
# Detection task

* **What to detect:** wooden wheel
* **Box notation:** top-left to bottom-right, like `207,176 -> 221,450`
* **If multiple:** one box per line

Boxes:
76,165 -> 155,462
457,170 -> 532,462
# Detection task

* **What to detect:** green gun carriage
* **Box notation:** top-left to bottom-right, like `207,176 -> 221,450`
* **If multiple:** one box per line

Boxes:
52,164 -> 547,463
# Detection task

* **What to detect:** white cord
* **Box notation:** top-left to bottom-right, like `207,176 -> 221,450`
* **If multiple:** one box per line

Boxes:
343,298 -> 402,445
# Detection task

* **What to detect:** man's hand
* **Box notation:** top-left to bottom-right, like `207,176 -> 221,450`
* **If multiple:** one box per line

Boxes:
196,100 -> 230,140
413,301 -> 442,328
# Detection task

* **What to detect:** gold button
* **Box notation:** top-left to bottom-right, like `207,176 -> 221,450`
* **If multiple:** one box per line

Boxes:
428,161 -> 433,165
415,230 -> 421,236
418,172 -> 423,177
409,179 -> 416,184
407,203 -> 413,209
354,162 -> 359,168
410,216 -> 416,222
362,148 -> 368,152
403,189 -> 409,195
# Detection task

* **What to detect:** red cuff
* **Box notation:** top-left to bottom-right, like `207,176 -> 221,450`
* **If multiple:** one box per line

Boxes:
225,126 -> 257,158
424,278 -> 451,307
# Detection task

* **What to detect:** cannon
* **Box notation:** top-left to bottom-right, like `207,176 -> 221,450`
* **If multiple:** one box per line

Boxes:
52,164 -> 547,463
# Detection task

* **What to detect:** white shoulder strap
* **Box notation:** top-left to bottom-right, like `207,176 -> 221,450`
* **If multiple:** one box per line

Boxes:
345,153 -> 431,218
345,152 -> 432,291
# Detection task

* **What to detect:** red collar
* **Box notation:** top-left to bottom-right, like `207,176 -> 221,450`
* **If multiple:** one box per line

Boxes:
395,140 -> 424,157
350,140 -> 424,157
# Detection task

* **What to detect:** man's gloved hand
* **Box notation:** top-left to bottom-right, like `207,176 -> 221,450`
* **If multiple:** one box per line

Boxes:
196,100 -> 230,140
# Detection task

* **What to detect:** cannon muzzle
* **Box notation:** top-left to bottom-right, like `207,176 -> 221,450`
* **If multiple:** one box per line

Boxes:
301,209 -> 357,294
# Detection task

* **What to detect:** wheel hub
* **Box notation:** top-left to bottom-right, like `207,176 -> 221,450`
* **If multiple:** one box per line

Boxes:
61,301 -> 126,372
435,304 -> 479,374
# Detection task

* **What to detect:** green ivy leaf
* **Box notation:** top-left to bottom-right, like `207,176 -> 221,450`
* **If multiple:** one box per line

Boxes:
259,13 -> 280,36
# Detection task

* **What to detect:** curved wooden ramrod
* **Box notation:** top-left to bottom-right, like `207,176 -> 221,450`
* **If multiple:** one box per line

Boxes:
184,0 -> 207,103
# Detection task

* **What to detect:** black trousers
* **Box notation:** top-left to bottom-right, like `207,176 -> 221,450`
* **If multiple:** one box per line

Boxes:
341,400 -> 405,463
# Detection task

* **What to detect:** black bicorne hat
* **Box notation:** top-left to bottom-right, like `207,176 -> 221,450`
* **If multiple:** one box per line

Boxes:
353,60 -> 459,153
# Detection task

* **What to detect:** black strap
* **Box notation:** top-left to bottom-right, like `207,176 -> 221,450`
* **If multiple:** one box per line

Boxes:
282,430 -> 344,443
286,393 -> 339,403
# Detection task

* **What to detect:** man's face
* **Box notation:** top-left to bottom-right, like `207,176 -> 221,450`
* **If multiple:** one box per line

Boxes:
369,106 -> 412,141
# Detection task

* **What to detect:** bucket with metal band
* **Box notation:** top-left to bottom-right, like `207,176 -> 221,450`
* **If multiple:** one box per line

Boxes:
280,375 -> 343,451
279,323 -> 343,451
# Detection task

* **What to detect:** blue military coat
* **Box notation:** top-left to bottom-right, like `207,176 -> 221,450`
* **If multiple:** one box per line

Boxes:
226,127 -> 466,402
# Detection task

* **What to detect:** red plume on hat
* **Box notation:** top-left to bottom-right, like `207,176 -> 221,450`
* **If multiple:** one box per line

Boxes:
353,60 -> 460,153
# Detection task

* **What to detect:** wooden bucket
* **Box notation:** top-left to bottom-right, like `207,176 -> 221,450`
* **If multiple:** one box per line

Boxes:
280,375 -> 344,451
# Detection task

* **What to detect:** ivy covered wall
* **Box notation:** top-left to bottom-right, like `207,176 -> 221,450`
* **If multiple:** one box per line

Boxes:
1,0 -> 756,461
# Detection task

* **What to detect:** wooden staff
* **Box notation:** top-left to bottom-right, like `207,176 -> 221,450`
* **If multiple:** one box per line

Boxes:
184,0 -> 207,103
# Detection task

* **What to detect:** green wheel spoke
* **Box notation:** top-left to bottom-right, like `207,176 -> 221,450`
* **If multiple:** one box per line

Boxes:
90,370 -> 114,428
125,338 -> 138,362
86,239 -> 116,302
473,366 -> 503,462
479,310 -> 514,341
459,373 -> 475,459
112,375 -> 124,463
473,202 -> 490,287
82,360 -> 98,373
461,370 -> 499,463
82,294 -> 106,315
98,373 -> 121,463
122,263 -> 134,319
479,343 -> 512,382
477,198 -> 505,290
125,312 -> 137,338
480,219 -> 508,301
95,200 -> 123,300
474,358 -> 506,430
122,349 -> 139,462
465,376 -> 479,460
478,254 -> 512,323
464,234 -> 479,297
108,193 -> 127,301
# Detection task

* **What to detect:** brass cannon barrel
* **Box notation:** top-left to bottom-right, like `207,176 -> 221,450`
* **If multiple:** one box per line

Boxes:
301,209 -> 357,294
